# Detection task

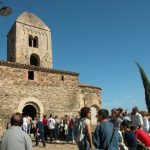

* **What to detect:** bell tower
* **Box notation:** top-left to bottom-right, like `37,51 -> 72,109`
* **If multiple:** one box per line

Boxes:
7,12 -> 53,68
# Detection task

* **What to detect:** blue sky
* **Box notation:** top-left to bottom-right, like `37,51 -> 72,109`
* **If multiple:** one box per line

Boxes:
1,0 -> 150,112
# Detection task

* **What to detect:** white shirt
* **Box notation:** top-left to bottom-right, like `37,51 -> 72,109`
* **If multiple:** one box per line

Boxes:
143,116 -> 149,133
23,117 -> 28,126
48,117 -> 55,129
131,112 -> 143,129
83,118 -> 90,128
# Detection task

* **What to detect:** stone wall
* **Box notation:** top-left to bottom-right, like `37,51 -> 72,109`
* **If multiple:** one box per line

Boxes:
79,85 -> 102,125
0,64 -> 80,135
0,62 -> 102,135
79,84 -> 102,108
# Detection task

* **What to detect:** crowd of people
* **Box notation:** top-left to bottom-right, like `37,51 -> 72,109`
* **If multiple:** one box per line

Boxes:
1,112 -> 78,149
76,106 -> 150,150
1,106 -> 150,150
21,114 -> 77,146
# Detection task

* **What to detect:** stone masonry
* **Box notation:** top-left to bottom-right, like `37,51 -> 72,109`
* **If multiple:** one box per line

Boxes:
0,12 -> 102,135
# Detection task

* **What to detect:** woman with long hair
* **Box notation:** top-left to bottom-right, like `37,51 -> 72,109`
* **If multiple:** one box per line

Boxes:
75,106 -> 94,150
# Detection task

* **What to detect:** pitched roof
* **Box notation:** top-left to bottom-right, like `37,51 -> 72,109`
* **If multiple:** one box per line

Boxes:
16,12 -> 50,31
79,83 -> 101,90
0,60 -> 79,76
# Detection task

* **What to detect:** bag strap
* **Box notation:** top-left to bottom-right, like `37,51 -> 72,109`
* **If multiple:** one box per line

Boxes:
109,127 -> 115,144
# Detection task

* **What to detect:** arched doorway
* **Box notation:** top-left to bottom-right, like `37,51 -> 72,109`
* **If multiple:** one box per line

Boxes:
17,97 -> 44,120
22,105 -> 37,119
30,53 -> 40,66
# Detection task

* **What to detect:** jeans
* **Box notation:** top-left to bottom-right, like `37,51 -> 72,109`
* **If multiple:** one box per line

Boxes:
27,124 -> 31,134
44,126 -> 48,141
77,137 -> 90,150
68,128 -> 74,141
49,129 -> 56,141
36,132 -> 46,147
54,125 -> 59,140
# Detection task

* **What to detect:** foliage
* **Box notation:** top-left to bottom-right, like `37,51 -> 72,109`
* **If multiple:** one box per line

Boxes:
136,62 -> 150,113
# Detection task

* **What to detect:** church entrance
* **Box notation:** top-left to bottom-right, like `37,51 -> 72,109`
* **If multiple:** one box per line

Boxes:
22,105 -> 37,119
17,97 -> 44,120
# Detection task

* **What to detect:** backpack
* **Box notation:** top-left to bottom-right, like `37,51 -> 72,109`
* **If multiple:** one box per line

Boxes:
73,118 -> 86,143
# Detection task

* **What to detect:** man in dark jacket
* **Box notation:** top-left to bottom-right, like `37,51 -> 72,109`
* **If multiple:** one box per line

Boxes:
35,116 -> 46,147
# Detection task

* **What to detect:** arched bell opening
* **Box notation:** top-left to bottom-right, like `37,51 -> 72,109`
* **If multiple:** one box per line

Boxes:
30,53 -> 40,66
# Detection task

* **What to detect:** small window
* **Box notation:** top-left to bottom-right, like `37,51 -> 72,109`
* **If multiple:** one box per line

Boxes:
33,36 -> 38,48
61,75 -> 64,81
29,35 -> 33,47
28,71 -> 34,80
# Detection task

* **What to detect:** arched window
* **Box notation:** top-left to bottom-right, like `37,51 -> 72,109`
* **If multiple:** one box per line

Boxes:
29,35 -> 33,47
30,53 -> 40,66
33,36 -> 38,48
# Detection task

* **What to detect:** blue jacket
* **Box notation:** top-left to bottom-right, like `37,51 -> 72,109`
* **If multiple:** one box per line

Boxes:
93,121 -> 120,150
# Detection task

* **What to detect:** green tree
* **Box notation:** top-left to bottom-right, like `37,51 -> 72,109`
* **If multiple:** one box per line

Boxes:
136,62 -> 150,112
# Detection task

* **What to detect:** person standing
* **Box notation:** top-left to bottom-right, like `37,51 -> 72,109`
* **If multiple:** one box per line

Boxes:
23,115 -> 28,133
59,116 -> 65,140
64,119 -> 69,143
68,117 -> 75,144
35,116 -> 46,147
54,115 -> 60,140
42,115 -> 48,141
48,114 -> 56,142
110,108 -> 123,130
131,125 -> 150,148
142,112 -> 150,134
131,106 -> 143,129
93,109 -> 120,150
32,116 -> 37,137
1,112 -> 32,150
74,107 -> 94,150
27,115 -> 32,135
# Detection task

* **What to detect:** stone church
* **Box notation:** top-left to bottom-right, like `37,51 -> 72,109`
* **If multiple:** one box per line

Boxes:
0,12 -> 101,134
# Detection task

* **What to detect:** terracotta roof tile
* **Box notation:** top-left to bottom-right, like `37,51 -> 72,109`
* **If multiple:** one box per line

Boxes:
0,60 -> 79,76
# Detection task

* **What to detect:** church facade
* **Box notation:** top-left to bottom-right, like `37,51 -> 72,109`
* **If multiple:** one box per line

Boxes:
0,12 -> 101,134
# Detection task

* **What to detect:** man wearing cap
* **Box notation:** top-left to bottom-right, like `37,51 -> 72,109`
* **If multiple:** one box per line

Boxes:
131,106 -> 143,129
93,109 -> 120,150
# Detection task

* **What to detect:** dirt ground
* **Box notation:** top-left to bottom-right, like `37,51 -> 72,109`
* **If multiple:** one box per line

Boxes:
32,141 -> 78,150
0,140 -> 78,150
